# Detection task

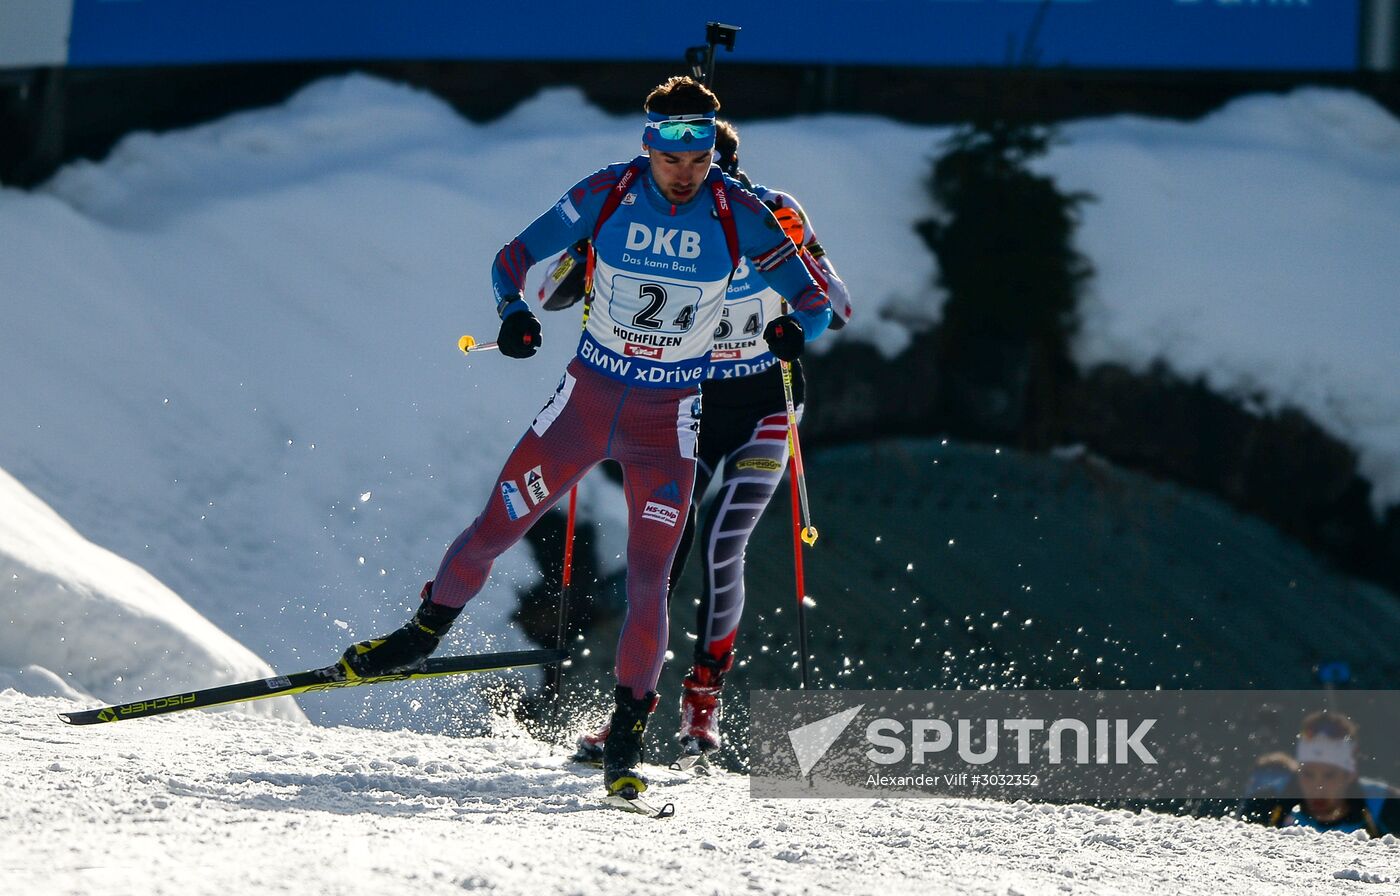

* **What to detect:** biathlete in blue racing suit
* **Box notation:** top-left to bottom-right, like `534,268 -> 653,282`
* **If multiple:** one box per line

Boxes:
340,78 -> 832,798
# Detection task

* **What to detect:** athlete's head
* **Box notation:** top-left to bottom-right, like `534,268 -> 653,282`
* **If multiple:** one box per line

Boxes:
714,119 -> 740,176
643,76 -> 719,204
1296,711 -> 1360,813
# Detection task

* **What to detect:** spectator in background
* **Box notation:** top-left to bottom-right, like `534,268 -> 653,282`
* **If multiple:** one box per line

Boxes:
1238,711 -> 1400,837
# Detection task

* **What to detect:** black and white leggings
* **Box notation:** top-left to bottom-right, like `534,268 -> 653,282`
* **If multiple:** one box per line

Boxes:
669,381 -> 800,660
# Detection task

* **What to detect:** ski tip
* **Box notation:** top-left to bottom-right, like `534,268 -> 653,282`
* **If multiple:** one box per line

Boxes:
671,737 -> 716,772
601,793 -> 675,819
670,752 -> 710,774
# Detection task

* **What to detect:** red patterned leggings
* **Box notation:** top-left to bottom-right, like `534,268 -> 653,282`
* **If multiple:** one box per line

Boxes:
431,358 -> 700,699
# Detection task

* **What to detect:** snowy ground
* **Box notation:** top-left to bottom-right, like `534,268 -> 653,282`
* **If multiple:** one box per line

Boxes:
4,691 -> 1396,896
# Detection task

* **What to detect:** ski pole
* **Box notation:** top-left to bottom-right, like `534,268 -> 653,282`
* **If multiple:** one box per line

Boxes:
779,358 -> 818,546
777,321 -> 815,688
457,334 -> 499,355
458,331 -> 570,701
551,485 -> 578,702
788,456 -> 812,691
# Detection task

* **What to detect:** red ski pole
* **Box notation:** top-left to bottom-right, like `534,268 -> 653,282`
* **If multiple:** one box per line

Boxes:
779,355 -> 815,690
551,486 -> 578,702
780,359 -> 818,547
788,455 -> 812,691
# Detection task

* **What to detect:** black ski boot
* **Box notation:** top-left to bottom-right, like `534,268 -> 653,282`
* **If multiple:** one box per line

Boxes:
340,582 -> 461,678
602,685 -> 659,798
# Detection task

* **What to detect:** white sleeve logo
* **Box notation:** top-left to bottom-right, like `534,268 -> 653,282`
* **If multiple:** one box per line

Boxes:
556,198 -> 581,225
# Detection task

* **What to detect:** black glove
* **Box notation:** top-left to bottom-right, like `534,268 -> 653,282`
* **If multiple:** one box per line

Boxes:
763,315 -> 805,362
340,584 -> 460,678
498,308 -> 542,359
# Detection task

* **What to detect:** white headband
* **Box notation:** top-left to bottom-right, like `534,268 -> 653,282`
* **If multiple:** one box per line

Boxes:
1296,735 -> 1357,773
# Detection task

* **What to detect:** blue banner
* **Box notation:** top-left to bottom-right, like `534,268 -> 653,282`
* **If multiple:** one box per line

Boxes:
66,1 -> 1360,72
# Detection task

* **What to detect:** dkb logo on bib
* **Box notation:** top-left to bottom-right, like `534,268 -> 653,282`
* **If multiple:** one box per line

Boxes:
625,223 -> 701,259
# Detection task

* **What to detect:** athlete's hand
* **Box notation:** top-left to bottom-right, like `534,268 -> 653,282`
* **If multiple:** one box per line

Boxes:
763,315 -> 805,362
498,308 -> 543,359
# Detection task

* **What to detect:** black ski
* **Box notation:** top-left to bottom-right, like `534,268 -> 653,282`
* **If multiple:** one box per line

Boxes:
58,648 -> 567,726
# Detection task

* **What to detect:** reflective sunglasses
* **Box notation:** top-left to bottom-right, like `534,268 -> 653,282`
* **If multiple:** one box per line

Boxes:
648,119 -> 716,143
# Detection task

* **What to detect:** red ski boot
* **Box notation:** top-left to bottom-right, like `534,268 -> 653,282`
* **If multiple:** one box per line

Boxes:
572,718 -> 609,765
675,651 -> 733,770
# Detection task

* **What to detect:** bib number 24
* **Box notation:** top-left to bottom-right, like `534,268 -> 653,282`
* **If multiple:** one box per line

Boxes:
631,283 -> 697,332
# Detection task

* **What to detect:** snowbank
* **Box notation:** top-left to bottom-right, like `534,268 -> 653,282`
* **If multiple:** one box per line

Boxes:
1038,88 -> 1400,509
0,466 -> 304,721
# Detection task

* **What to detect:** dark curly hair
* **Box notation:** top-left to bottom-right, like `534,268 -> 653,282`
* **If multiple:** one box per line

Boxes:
644,76 -> 721,117
714,119 -> 740,174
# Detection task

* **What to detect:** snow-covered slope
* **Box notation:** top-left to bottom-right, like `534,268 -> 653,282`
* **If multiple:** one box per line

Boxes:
1037,88 -> 1400,509
0,75 -> 937,727
2,76 -> 1398,730
0,466 -> 303,722
3,691 -> 1394,895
